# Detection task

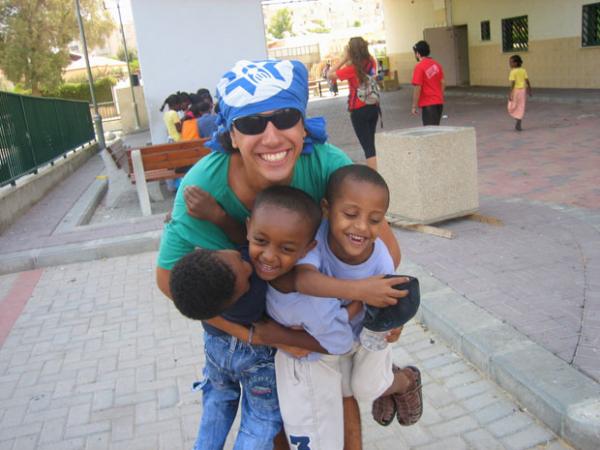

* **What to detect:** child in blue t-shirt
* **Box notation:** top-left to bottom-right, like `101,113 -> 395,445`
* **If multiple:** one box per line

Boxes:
253,166 -> 422,448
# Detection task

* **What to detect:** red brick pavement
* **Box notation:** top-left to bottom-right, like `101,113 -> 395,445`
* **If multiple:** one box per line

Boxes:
443,97 -> 600,209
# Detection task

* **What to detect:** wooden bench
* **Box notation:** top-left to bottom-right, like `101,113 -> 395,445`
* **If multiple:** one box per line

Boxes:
128,138 -> 211,215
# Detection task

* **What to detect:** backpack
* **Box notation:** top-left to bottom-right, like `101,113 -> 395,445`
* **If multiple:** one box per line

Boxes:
356,72 -> 380,105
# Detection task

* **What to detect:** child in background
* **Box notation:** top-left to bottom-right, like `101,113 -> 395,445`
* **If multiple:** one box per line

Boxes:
180,103 -> 202,141
196,101 -> 218,138
160,94 -> 181,142
507,55 -> 532,131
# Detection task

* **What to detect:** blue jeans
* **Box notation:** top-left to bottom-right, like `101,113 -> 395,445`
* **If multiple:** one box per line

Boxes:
193,332 -> 281,450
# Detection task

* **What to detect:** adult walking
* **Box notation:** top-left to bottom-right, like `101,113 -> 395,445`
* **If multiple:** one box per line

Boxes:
328,37 -> 380,170
156,59 -> 401,450
411,40 -> 445,126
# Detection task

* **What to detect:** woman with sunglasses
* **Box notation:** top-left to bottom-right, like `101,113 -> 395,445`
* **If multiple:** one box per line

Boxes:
156,59 -> 401,450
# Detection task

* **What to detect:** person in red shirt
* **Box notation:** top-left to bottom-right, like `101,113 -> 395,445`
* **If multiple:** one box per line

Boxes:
411,40 -> 445,126
328,37 -> 380,170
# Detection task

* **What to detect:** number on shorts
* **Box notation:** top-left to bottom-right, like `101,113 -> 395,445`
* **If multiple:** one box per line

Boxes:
290,435 -> 311,450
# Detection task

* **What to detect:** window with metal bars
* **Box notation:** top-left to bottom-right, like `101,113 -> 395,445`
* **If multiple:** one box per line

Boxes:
502,15 -> 528,52
481,20 -> 491,41
582,2 -> 600,47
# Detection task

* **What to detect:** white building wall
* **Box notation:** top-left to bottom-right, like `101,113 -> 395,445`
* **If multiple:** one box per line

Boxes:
131,0 -> 267,143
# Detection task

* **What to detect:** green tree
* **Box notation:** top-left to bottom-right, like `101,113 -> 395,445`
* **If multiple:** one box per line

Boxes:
0,0 -> 114,95
116,46 -> 137,62
268,8 -> 293,39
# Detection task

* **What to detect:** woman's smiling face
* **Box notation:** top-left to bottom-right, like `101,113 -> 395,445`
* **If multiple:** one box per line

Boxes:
230,111 -> 306,185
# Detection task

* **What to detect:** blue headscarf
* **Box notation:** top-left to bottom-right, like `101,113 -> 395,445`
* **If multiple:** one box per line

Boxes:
206,59 -> 327,154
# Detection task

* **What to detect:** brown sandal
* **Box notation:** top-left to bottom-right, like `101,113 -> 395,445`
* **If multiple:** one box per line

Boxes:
393,365 -> 423,426
372,394 -> 396,426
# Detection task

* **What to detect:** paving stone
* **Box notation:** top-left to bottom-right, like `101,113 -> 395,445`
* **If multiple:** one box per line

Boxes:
428,415 -> 479,438
463,428 -> 504,450
473,400 -> 517,425
415,435 -> 468,450
487,412 -> 534,438
501,423 -> 555,450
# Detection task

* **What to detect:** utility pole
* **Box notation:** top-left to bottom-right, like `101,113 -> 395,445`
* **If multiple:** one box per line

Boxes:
75,0 -> 105,149
116,0 -> 141,130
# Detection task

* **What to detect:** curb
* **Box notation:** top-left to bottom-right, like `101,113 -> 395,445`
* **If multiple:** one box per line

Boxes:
402,259 -> 600,450
0,231 -> 162,275
54,177 -> 108,233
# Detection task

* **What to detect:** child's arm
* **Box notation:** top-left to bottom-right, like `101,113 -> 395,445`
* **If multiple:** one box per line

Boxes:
183,186 -> 247,245
509,81 -> 515,101
526,78 -> 532,96
252,318 -> 327,353
292,264 -> 408,307
345,300 -> 364,320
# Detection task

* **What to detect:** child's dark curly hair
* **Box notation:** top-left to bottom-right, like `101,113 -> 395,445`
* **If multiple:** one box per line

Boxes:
169,249 -> 236,320
510,55 -> 523,67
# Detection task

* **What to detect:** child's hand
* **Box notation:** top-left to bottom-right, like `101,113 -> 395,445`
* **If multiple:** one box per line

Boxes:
385,326 -> 404,343
184,186 -> 224,221
275,344 -> 311,359
355,276 -> 409,307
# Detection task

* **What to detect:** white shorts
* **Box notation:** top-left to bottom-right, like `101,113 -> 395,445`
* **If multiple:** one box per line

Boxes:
275,344 -> 393,450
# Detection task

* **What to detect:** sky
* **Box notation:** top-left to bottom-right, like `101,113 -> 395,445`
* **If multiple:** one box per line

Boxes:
103,0 -> 134,25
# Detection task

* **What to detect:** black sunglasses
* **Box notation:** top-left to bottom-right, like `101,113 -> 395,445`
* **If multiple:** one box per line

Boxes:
233,108 -> 302,135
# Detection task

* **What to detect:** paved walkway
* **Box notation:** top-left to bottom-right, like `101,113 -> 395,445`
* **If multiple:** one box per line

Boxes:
0,252 -> 571,449
0,86 -> 599,448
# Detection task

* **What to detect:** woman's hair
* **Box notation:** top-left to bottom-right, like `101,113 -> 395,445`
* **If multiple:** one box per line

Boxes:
510,55 -> 523,67
218,131 -> 236,153
159,94 -> 179,112
347,37 -> 372,83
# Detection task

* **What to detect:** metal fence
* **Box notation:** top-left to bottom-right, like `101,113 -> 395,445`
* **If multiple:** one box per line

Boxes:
91,101 -> 120,120
0,91 -> 95,187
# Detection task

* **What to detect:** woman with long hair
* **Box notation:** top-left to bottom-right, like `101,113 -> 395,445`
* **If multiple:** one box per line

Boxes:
329,37 -> 380,170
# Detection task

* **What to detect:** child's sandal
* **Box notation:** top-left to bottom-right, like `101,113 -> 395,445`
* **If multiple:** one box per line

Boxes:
393,365 -> 423,426
372,394 -> 396,426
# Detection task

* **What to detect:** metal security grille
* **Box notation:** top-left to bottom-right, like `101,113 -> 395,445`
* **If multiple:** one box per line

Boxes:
502,15 -> 528,52
481,20 -> 491,41
582,2 -> 600,47
0,92 -> 95,187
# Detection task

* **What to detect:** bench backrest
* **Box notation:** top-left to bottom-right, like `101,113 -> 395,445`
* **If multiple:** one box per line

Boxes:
126,138 -> 211,173
106,139 -> 129,171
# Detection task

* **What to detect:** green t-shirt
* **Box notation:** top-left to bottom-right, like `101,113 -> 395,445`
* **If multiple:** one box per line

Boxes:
157,142 -> 352,270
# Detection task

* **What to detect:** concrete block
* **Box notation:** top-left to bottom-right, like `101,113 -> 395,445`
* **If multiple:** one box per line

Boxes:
564,398 -> 600,450
461,323 -> 536,375
420,287 -> 498,352
377,126 -> 478,224
491,345 -> 600,440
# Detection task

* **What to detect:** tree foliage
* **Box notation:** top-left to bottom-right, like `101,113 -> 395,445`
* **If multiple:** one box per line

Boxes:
116,46 -> 136,62
268,8 -> 293,39
0,0 -> 114,95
